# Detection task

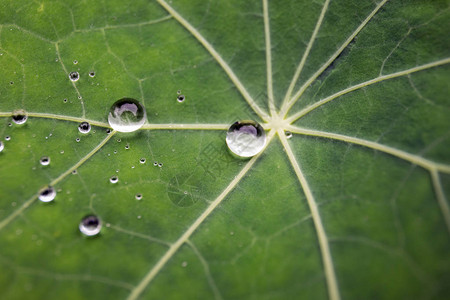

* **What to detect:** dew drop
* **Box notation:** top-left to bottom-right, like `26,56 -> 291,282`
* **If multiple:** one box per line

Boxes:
226,121 -> 266,158
0,141 -> 4,152
108,98 -> 146,132
285,131 -> 293,139
38,186 -> 56,202
5,136 -> 10,141
153,162 -> 158,166
76,138 -> 80,142
135,193 -> 142,200
79,215 -> 102,236
40,156 -> 50,166
181,261 -> 188,267
125,144 -> 129,150
72,169 -> 77,175
117,138 -> 121,143
139,158 -> 146,164
78,122 -> 91,134
63,98 -> 68,103
106,129 -> 112,134
177,90 -> 181,95
177,95 -> 185,103
12,109 -> 28,124
158,163 -> 163,168
73,60 -> 78,65
69,71 -> 79,82
110,176 -> 118,184
89,71 -> 95,78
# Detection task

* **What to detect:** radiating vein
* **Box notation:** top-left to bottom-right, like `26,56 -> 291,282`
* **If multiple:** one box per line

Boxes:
430,170 -> 450,233
0,131 -> 116,231
263,0 -> 276,116
154,0 -> 270,122
141,123 -> 229,130
286,57 -> 450,123
281,0 -> 330,110
277,129 -> 340,300
126,130 -> 276,300
280,0 -> 389,117
286,125 -> 450,174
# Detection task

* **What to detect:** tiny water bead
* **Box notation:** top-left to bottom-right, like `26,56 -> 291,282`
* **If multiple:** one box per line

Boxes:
139,158 -> 146,164
177,95 -> 185,103
38,186 -> 56,202
73,60 -> 78,64
69,71 -> 79,82
106,129 -> 112,134
89,71 -> 95,78
5,136 -> 11,141
76,138 -> 81,142
135,193 -> 142,200
108,98 -> 146,133
285,131 -> 293,139
12,109 -> 28,124
78,122 -> 91,134
0,141 -> 4,152
226,121 -> 266,158
40,156 -> 50,166
110,176 -> 118,184
79,215 -> 102,237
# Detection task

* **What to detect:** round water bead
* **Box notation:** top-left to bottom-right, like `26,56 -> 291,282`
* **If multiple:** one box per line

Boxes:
89,71 -> 95,78
0,141 -> 4,152
226,121 -> 266,158
108,98 -> 147,132
69,71 -> 79,81
285,131 -> 293,139
78,122 -> 91,134
40,156 -> 50,166
135,193 -> 143,200
177,95 -> 185,102
110,176 -> 118,184
79,215 -> 102,236
139,158 -> 146,164
12,109 -> 28,124
39,186 -> 56,202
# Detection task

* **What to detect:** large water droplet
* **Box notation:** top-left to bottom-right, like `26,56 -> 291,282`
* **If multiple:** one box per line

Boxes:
40,156 -> 50,166
39,186 -> 56,202
108,98 -> 146,132
0,141 -> 4,152
69,71 -> 79,82
12,109 -> 28,124
78,122 -> 91,134
79,215 -> 102,236
226,121 -> 266,157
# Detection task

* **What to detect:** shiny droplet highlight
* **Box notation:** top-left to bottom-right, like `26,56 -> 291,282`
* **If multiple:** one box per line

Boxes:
226,121 -> 266,157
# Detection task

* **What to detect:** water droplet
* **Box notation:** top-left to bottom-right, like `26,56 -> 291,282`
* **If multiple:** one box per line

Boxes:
177,95 -> 185,103
158,163 -> 163,168
113,150 -> 117,154
177,90 -> 181,95
10,81 -> 14,85
89,71 -> 95,78
106,129 -> 111,134
72,169 -> 77,174
137,215 -> 142,219
76,138 -> 80,142
181,261 -> 188,267
153,162 -> 158,166
69,71 -> 79,82
135,193 -> 142,200
226,121 -> 266,157
60,150 -> 64,154
117,138 -> 121,143
12,109 -> 28,124
5,136 -> 10,141
73,60 -> 78,64
63,98 -> 68,103
0,141 -> 4,152
40,156 -> 50,166
8,123 -> 12,127
79,215 -> 102,236
125,144 -> 129,150
108,98 -> 146,132
78,122 -> 91,134
285,131 -> 292,139
38,186 -> 56,202
139,158 -> 146,164
110,176 -> 118,184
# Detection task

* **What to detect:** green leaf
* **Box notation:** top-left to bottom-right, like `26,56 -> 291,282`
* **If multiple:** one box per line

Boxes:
0,0 -> 449,299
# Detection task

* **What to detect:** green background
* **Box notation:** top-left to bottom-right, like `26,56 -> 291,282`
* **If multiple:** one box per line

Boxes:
0,0 -> 449,299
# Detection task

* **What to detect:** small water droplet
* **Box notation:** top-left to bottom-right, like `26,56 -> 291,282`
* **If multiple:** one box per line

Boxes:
73,60 -> 78,64
158,163 -> 163,168
113,150 -> 117,154
285,131 -> 292,139
177,95 -> 185,103
125,144 -> 129,150
5,136 -> 10,141
39,186 -> 56,202
226,121 -> 266,157
60,150 -> 64,154
89,71 -> 95,78
117,138 -> 121,143
72,169 -> 77,174
181,261 -> 188,267
139,158 -> 146,164
177,90 -> 181,95
12,109 -> 28,124
10,81 -> 14,85
135,193 -> 142,200
108,98 -> 146,132
110,176 -> 118,184
76,138 -> 81,142
8,123 -> 12,127
69,71 -> 79,82
40,156 -> 50,166
0,141 -> 4,152
106,128 -> 111,134
78,122 -> 91,134
153,162 -> 158,166
79,215 -> 102,236
137,215 -> 142,219
63,98 -> 68,103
